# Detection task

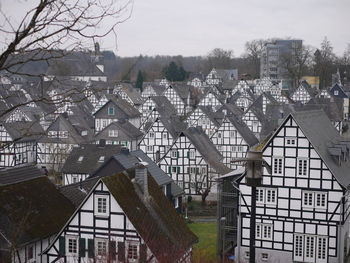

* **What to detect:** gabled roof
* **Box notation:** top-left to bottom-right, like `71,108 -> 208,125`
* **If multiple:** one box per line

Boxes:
2,121 -> 44,142
94,119 -> 144,140
116,83 -> 144,105
102,171 -> 197,261
244,95 -> 269,124
226,115 -> 259,147
151,96 -> 177,117
198,105 -> 225,128
0,165 -> 43,186
159,115 -> 188,139
62,144 -> 123,174
93,97 -> 141,118
183,126 -> 231,175
0,177 -> 75,247
264,110 -> 350,188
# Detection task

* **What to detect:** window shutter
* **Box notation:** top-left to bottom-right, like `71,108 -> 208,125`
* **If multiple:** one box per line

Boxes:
88,239 -> 94,258
109,241 -> 116,260
168,166 -> 171,173
58,236 -> 65,256
140,244 -> 147,263
177,167 -> 180,174
187,151 -> 189,158
79,238 -> 86,258
177,151 -> 179,158
118,242 -> 125,262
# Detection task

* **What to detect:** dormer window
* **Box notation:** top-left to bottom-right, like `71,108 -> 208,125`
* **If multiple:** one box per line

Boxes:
108,107 -> 115,115
78,156 -> 84,162
98,156 -> 105,163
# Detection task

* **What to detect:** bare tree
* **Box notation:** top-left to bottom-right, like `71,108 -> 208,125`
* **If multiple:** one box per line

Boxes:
206,48 -> 234,71
280,44 -> 313,87
244,39 -> 266,79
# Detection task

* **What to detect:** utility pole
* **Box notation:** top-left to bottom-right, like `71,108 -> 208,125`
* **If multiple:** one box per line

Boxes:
231,150 -> 271,263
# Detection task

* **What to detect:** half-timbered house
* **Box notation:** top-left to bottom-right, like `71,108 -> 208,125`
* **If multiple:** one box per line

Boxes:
237,110 -> 350,263
44,165 -> 197,262
93,97 -> 141,132
163,85 -> 186,115
0,121 -> 43,168
159,126 -> 231,196
0,175 -> 75,263
290,80 -> 317,104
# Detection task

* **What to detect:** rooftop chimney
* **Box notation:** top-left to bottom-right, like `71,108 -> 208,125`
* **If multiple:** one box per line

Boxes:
135,162 -> 149,199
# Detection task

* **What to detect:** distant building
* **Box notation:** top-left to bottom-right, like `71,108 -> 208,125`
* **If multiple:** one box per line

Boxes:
260,39 -> 302,80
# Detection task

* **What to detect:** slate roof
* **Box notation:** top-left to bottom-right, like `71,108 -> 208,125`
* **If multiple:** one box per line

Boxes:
160,115 -> 188,139
0,165 -> 43,186
183,127 -> 231,175
226,114 -> 259,147
94,119 -> 144,141
59,177 -> 99,207
0,177 -> 75,247
94,97 -> 141,118
2,121 -> 44,142
151,96 -> 177,117
245,95 -> 269,124
198,105 -> 225,128
264,110 -> 350,188
62,144 -> 123,174
116,83 -> 144,105
102,171 -> 197,261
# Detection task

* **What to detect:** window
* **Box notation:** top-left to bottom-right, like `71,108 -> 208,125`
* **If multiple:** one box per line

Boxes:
95,195 -> 109,216
146,145 -> 153,152
256,188 -> 277,206
261,253 -> 269,261
27,245 -> 34,261
285,137 -> 296,146
171,150 -> 178,159
272,157 -> 283,175
59,131 -> 68,138
229,130 -> 237,138
78,156 -> 84,162
149,132 -> 155,139
162,133 -> 167,139
232,145 -> 243,152
294,234 -> 327,263
66,236 -> 78,256
95,238 -> 108,258
108,130 -> 119,137
297,158 -> 308,176
334,90 -> 339,96
98,156 -> 105,163
72,175 -> 78,184
302,191 -> 327,210
48,131 -> 57,138
256,223 -> 273,240
245,251 -> 250,259
108,107 -> 115,115
188,150 -> 195,159
127,242 -> 139,261
175,197 -> 179,208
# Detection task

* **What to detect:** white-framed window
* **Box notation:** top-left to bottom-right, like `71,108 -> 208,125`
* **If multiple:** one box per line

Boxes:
162,133 -> 167,139
294,234 -> 327,263
297,158 -> 308,176
229,130 -> 237,138
285,137 -> 296,146
48,130 -> 57,138
256,223 -> 273,240
72,175 -> 78,184
171,150 -> 178,159
272,157 -> 283,175
163,185 -> 167,196
126,241 -> 139,262
256,188 -> 277,206
98,156 -> 105,163
78,156 -> 84,162
66,235 -> 78,256
189,167 -> 197,174
146,145 -> 153,152
59,131 -> 68,138
149,132 -> 155,139
95,238 -> 108,258
261,253 -> 269,261
95,195 -> 109,216
189,150 -> 195,159
108,130 -> 119,137
302,191 -> 327,210
334,90 -> 339,96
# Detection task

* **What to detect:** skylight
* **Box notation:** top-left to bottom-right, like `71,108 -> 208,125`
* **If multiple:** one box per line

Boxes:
78,156 -> 84,162
98,156 -> 105,162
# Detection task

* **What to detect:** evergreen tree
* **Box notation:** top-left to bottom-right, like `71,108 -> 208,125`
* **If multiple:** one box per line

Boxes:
136,70 -> 144,92
162,61 -> 188,81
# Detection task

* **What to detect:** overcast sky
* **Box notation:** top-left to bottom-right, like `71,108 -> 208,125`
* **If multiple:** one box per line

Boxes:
1,0 -> 349,57
108,0 -> 350,57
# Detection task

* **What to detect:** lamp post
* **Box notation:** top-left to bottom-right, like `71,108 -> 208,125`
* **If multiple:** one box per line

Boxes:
231,150 -> 270,263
